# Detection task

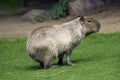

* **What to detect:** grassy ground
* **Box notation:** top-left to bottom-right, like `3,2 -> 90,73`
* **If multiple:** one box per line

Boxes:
0,33 -> 120,80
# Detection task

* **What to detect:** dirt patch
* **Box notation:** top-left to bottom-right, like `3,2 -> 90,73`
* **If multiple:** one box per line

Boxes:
0,6 -> 120,37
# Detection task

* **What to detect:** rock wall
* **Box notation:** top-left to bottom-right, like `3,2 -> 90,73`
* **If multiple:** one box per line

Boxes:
68,0 -> 106,17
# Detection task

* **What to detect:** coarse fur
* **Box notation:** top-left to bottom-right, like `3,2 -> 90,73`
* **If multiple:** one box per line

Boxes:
26,16 -> 100,69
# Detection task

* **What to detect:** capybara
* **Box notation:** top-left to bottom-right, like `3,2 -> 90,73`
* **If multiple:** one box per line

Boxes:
26,16 -> 100,69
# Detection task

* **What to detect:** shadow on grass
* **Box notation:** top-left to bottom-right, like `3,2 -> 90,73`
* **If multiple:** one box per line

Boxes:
26,65 -> 41,71
26,56 -> 101,70
26,64 -> 62,70
72,55 -> 101,64
72,58 -> 90,64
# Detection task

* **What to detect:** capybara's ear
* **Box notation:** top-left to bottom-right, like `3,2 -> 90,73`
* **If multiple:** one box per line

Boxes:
79,16 -> 84,22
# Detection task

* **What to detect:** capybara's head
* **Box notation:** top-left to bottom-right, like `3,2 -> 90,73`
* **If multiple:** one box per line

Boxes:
79,16 -> 100,35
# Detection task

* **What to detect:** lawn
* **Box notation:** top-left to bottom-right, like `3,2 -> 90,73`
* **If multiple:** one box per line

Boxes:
0,33 -> 120,80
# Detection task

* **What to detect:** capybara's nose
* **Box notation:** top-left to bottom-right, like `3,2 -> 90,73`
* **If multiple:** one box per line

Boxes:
97,22 -> 100,31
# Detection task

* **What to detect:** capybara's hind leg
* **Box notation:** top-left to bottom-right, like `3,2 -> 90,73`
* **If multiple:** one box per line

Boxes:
43,57 -> 54,69
43,56 -> 59,69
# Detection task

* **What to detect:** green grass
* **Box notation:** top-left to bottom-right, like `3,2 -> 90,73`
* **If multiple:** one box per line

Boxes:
0,0 -> 20,10
0,33 -> 120,80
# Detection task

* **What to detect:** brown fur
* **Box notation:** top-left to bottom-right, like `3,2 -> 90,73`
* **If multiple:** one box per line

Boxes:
31,26 -> 51,36
26,16 -> 100,69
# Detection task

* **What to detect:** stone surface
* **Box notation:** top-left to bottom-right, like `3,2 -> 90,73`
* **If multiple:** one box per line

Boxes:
21,9 -> 50,23
68,0 -> 106,17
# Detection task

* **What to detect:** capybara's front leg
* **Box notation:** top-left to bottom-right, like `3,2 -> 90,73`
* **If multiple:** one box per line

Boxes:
66,50 -> 74,66
57,53 -> 65,65
40,62 -> 44,68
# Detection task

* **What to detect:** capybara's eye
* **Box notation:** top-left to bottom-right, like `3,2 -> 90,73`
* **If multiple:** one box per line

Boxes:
88,20 -> 92,22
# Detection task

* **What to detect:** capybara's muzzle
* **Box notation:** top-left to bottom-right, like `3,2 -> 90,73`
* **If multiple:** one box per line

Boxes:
97,22 -> 100,32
